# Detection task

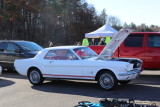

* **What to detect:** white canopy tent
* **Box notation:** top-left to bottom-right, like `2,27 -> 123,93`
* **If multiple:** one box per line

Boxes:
85,24 -> 118,38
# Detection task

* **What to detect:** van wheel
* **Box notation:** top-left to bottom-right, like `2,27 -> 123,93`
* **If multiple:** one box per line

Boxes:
119,80 -> 131,85
28,69 -> 44,85
97,72 -> 118,90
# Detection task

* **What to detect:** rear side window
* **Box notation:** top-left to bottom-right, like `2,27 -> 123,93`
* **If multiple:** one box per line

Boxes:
148,34 -> 160,47
124,34 -> 144,47
6,43 -> 20,52
44,49 -> 78,60
0,42 -> 7,51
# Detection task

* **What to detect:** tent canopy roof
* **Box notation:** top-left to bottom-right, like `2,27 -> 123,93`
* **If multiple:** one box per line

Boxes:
85,24 -> 118,38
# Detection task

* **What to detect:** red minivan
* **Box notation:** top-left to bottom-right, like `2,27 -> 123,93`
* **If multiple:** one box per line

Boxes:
89,32 -> 160,69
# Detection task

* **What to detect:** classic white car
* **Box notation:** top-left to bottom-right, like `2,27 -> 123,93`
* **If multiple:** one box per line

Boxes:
14,28 -> 143,90
0,65 -> 2,75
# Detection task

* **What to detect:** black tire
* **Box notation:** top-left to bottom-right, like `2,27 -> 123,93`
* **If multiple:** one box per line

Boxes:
119,80 -> 131,85
28,68 -> 44,85
97,72 -> 118,90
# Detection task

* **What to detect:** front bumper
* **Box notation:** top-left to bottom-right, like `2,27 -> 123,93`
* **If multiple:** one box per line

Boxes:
117,70 -> 142,80
118,70 -> 141,76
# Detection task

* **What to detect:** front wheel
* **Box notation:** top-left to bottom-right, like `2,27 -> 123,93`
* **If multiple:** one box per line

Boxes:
97,72 -> 118,90
28,69 -> 44,85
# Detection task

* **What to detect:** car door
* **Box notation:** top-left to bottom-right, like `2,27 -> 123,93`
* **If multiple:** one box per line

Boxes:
43,49 -> 83,79
0,42 -> 7,68
119,33 -> 145,63
5,42 -> 23,68
144,33 -> 160,68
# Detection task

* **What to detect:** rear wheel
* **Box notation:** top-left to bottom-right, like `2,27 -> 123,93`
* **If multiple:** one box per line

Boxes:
97,72 -> 118,90
28,69 -> 44,85
119,80 -> 131,85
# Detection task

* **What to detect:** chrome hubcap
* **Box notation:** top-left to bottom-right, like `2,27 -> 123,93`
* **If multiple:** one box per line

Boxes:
30,70 -> 40,83
103,78 -> 111,84
99,73 -> 114,89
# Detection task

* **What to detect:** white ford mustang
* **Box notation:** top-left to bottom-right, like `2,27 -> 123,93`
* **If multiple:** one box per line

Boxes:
14,28 -> 143,90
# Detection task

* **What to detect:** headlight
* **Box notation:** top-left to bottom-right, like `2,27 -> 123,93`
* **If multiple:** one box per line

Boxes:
126,64 -> 133,71
136,63 -> 142,68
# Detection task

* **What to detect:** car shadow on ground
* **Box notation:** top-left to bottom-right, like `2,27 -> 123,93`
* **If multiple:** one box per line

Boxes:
0,79 -> 15,88
132,75 -> 160,85
1,70 -> 27,79
31,75 -> 160,102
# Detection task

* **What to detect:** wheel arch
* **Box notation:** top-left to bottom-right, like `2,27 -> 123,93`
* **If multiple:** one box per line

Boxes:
27,66 -> 41,76
27,66 -> 44,85
95,69 -> 117,81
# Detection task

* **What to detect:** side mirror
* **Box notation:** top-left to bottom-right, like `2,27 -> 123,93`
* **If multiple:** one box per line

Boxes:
15,49 -> 22,53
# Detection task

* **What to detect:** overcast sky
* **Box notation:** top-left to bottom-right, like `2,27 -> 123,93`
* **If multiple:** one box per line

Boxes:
86,0 -> 160,26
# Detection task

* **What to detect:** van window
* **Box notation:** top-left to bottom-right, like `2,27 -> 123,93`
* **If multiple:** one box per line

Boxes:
148,34 -> 160,47
124,34 -> 144,47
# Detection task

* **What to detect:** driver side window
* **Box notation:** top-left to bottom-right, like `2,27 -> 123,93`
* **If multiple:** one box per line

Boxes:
44,49 -> 78,60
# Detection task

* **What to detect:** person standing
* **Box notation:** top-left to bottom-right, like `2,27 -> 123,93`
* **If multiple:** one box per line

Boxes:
82,38 -> 89,46
105,37 -> 111,45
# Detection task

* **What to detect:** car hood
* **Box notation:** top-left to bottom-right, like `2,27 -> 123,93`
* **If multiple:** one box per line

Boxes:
98,28 -> 133,59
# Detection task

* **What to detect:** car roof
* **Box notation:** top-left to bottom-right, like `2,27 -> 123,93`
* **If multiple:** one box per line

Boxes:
44,46 -> 86,50
35,46 -> 87,59
0,40 -> 32,43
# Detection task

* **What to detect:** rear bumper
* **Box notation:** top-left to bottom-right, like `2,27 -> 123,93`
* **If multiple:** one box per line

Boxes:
117,70 -> 142,80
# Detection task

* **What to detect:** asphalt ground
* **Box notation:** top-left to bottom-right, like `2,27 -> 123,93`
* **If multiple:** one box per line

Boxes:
0,70 -> 160,107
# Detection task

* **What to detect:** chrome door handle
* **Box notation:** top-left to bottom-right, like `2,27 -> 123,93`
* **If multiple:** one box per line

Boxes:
49,61 -> 54,63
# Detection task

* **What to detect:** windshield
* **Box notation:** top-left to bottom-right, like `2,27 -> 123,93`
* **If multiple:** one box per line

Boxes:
17,41 -> 43,51
74,47 -> 98,59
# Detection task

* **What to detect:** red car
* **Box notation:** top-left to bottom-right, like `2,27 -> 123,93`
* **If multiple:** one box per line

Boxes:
89,32 -> 160,69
